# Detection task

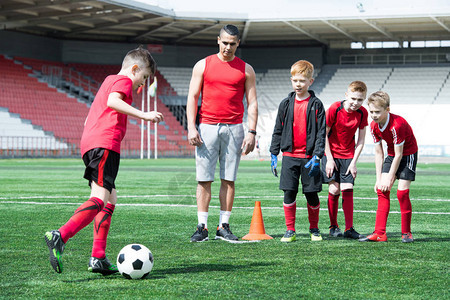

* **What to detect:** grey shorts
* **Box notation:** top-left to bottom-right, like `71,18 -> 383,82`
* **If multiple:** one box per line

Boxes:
195,123 -> 244,182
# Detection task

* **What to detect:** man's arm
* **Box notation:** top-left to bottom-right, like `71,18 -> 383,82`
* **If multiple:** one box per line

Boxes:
107,92 -> 163,123
186,59 -> 205,147
241,63 -> 258,155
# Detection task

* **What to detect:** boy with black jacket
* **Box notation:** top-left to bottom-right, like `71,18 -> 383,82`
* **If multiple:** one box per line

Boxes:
270,60 -> 326,242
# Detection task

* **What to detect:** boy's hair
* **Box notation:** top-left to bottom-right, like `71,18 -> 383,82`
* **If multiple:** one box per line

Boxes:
367,91 -> 390,108
290,60 -> 314,79
219,24 -> 240,39
122,45 -> 156,75
348,81 -> 367,93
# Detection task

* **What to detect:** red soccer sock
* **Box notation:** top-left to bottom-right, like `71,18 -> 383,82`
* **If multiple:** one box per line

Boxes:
374,190 -> 390,235
92,203 -> 115,259
327,193 -> 340,227
283,201 -> 297,231
59,197 -> 104,243
307,203 -> 320,229
342,189 -> 354,230
397,189 -> 412,234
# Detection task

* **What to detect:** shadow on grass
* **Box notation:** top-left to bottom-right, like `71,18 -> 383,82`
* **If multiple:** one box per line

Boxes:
63,262 -> 271,282
151,261 -> 271,278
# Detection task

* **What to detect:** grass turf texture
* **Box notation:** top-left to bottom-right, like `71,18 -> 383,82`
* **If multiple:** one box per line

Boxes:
0,158 -> 449,299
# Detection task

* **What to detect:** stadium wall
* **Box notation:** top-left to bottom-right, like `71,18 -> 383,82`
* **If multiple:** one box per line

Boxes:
0,31 -> 324,69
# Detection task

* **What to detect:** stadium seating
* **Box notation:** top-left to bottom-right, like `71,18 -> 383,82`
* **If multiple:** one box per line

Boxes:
0,55 -> 192,157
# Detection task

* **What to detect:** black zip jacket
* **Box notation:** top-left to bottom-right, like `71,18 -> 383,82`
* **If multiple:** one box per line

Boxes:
269,90 -> 326,159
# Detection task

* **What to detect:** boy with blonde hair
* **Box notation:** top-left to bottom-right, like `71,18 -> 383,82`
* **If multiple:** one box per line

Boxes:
270,60 -> 326,242
44,46 -> 164,274
360,91 -> 417,243
322,81 -> 368,239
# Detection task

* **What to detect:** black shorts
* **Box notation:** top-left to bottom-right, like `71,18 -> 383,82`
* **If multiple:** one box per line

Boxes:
279,156 -> 322,194
82,148 -> 120,193
321,156 -> 354,185
382,152 -> 417,181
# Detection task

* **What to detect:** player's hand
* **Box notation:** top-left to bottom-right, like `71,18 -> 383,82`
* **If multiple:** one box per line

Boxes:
270,153 -> 278,177
345,163 -> 357,179
378,174 -> 394,192
143,111 -> 164,123
241,133 -> 256,155
188,128 -> 203,147
305,155 -> 320,177
326,159 -> 337,178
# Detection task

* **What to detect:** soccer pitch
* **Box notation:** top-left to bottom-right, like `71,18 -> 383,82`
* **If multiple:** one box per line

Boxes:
1,158 -> 449,299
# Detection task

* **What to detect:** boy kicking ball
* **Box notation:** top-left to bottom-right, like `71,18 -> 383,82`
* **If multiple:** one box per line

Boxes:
44,46 -> 164,274
360,91 -> 418,243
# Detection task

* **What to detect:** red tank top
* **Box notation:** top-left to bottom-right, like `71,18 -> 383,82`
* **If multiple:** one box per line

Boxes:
199,54 -> 246,124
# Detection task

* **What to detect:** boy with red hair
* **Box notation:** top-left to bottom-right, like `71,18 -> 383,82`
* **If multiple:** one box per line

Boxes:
270,60 -> 326,242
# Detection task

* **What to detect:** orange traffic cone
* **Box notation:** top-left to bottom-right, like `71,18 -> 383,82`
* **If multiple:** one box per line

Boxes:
242,201 -> 273,240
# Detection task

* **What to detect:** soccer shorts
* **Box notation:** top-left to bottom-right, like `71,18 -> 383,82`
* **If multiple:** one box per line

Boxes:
321,156 -> 354,185
382,152 -> 417,181
195,123 -> 244,182
82,148 -> 120,192
279,156 -> 323,194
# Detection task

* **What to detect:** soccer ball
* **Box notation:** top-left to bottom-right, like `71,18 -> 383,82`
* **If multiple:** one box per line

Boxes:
117,244 -> 154,279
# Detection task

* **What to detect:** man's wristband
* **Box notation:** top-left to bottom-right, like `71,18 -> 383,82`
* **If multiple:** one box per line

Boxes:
248,130 -> 257,135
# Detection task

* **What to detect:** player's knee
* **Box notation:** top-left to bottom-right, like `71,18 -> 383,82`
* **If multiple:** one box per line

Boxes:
283,190 -> 297,204
305,192 -> 320,206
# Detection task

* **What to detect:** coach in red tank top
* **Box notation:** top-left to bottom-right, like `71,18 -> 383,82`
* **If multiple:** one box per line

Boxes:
186,24 -> 258,242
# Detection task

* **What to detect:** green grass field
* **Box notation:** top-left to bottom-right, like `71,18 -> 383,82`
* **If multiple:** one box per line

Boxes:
1,158 -> 449,299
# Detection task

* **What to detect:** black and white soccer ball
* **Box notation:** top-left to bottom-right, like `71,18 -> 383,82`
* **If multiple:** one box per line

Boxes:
117,244 -> 154,279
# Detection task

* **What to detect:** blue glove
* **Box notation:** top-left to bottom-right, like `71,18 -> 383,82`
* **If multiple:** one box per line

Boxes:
305,155 -> 320,177
270,153 -> 278,177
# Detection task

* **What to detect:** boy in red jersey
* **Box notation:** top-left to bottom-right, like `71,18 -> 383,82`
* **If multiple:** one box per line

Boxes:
270,60 -> 326,242
44,46 -> 164,274
322,81 -> 368,239
360,91 -> 417,243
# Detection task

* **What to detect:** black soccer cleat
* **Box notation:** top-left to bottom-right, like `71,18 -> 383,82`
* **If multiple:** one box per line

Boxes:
215,223 -> 238,242
190,223 -> 209,242
44,230 -> 65,273
344,227 -> 364,239
329,225 -> 343,237
88,256 -> 119,275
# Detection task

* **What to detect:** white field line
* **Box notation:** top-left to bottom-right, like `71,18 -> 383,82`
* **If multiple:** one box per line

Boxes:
0,200 -> 449,215
0,194 -> 449,202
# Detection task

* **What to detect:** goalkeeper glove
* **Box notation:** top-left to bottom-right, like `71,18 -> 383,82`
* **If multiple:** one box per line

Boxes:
270,153 -> 278,177
305,155 -> 320,177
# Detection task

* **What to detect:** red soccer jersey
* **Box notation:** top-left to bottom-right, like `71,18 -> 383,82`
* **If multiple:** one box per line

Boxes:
326,101 -> 368,159
80,75 -> 133,156
370,113 -> 418,156
199,54 -> 246,124
284,96 -> 311,158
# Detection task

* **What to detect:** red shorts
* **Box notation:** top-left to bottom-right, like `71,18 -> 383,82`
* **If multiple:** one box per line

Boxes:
82,148 -> 120,192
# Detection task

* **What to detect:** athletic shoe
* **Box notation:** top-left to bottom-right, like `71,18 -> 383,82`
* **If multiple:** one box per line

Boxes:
329,225 -> 343,237
280,230 -> 296,242
190,223 -> 209,242
44,230 -> 65,273
344,227 -> 364,239
359,232 -> 387,242
310,228 -> 323,241
402,232 -> 414,243
88,256 -> 119,275
215,223 -> 238,242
